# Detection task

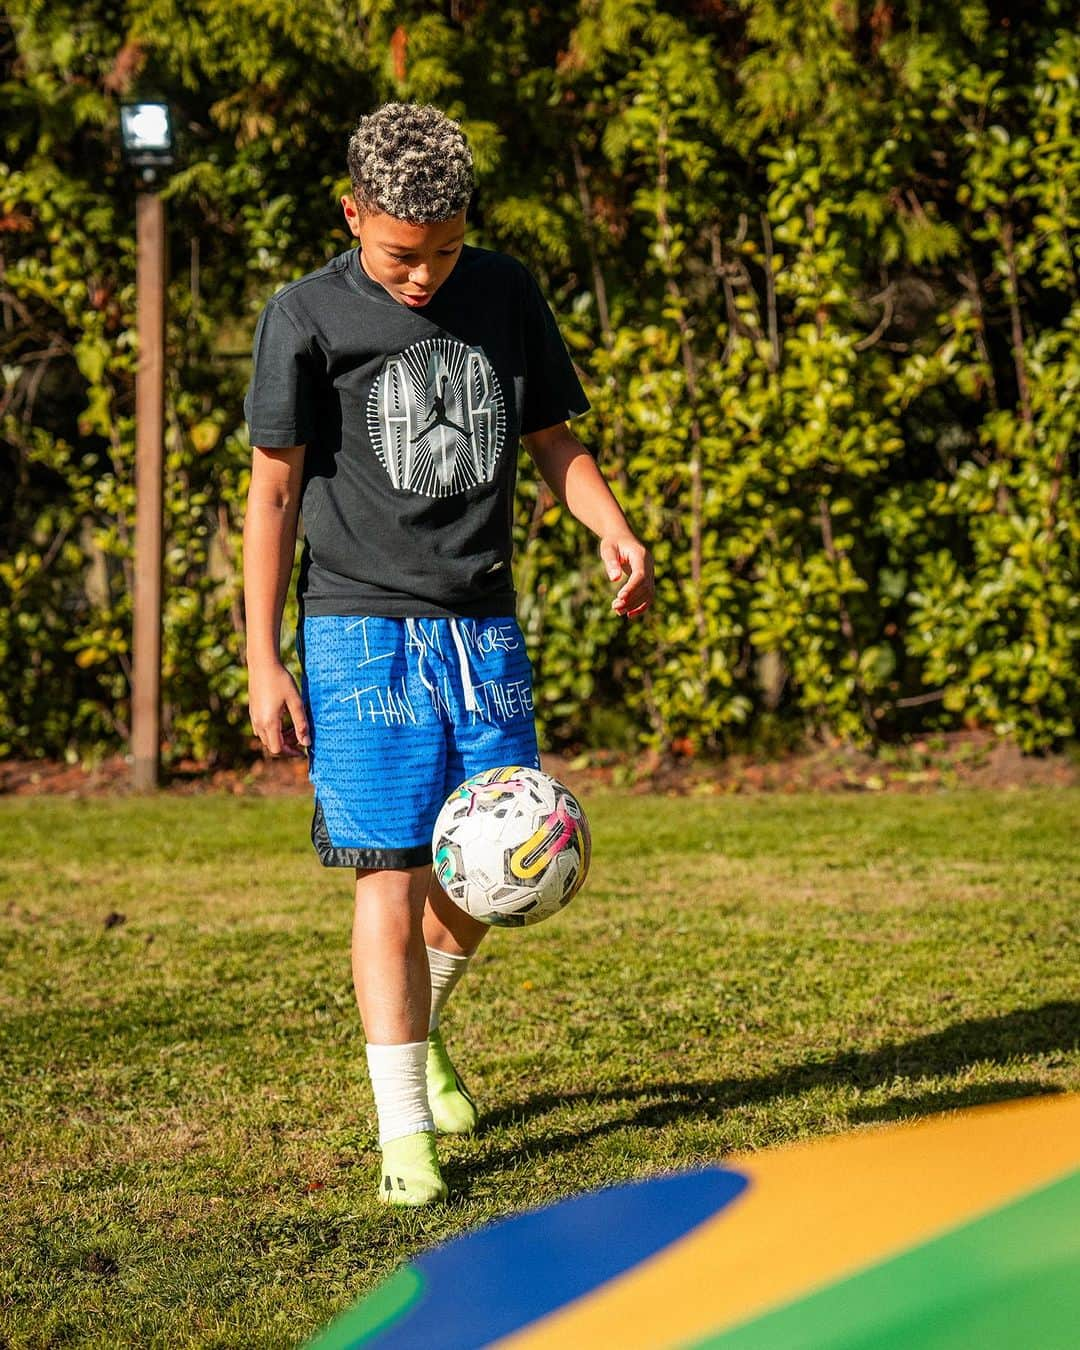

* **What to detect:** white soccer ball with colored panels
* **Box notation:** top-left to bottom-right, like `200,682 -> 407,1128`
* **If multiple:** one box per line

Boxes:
432,767 -> 591,927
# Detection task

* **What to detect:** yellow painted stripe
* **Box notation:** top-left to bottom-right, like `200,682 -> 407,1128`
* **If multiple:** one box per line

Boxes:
497,1094 -> 1080,1350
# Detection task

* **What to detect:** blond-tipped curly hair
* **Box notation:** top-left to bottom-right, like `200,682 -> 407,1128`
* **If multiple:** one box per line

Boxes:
346,103 -> 474,223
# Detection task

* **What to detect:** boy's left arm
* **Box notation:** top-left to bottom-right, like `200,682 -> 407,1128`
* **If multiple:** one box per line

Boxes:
524,422 -> 654,619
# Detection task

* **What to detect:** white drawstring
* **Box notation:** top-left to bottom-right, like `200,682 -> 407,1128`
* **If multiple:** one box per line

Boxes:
406,617 -> 478,714
449,618 -> 480,713
405,618 -> 438,702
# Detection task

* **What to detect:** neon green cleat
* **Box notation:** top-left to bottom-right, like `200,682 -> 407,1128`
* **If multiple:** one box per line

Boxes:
427,1029 -> 479,1136
378,1130 -> 447,1206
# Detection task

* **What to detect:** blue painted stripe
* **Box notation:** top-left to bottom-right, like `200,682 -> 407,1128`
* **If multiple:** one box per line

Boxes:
361,1167 -> 749,1349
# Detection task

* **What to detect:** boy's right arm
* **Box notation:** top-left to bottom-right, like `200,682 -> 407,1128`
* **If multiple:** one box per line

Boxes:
243,445 -> 310,757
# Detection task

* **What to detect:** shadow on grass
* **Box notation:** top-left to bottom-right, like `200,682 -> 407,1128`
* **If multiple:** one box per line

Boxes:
455,1000 -> 1078,1182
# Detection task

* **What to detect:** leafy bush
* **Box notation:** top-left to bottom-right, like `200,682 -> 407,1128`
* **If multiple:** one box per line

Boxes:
2,2 -> 1076,761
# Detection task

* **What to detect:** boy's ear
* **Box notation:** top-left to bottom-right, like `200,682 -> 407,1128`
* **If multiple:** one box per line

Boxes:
341,193 -> 363,239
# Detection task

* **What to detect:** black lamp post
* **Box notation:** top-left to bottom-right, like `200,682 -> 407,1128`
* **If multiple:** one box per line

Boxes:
120,100 -> 174,790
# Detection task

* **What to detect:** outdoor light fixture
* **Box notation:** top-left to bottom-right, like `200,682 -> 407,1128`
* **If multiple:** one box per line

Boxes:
120,100 -> 175,180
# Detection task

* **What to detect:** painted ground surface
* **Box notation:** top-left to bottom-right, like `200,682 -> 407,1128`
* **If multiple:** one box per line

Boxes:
309,1096 -> 1080,1350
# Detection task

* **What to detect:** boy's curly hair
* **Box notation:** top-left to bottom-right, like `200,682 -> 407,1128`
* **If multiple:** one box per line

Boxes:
346,103 -> 474,223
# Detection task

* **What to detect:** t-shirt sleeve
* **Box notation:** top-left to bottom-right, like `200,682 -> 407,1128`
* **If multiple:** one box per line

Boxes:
244,298 -> 317,448
518,266 -> 591,437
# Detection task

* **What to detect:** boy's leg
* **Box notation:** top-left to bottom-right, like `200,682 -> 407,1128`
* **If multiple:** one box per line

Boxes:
423,874 -> 489,960
422,876 -> 488,1135
424,614 -> 541,1135
354,865 -> 434,1042
354,864 -> 447,1205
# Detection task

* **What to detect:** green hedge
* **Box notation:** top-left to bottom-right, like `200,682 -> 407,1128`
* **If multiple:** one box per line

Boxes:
2,1 -> 1077,762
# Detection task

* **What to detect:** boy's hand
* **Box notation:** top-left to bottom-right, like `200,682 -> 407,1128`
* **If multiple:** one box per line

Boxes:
249,660 -> 310,757
600,534 -> 655,619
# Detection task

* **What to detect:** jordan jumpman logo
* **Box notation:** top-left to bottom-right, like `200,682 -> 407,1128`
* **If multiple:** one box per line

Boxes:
412,375 -> 470,445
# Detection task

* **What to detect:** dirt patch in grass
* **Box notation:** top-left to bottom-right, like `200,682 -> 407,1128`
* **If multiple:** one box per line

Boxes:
1,731 -> 1074,798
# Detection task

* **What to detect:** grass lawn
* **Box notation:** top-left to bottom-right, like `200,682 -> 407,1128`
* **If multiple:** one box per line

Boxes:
1,788 -> 1078,1348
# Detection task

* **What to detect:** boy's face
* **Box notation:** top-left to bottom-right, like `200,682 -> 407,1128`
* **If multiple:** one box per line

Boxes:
342,196 -> 466,309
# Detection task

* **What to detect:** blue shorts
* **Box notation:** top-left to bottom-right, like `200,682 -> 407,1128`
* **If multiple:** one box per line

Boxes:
300,615 -> 540,868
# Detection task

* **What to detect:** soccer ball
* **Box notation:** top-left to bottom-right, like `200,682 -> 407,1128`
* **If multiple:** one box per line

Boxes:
432,766 -> 591,927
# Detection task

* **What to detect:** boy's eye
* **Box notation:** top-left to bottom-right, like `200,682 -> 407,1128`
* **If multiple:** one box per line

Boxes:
387,248 -> 458,261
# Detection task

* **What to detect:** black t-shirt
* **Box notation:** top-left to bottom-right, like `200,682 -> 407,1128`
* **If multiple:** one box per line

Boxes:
244,244 -> 590,618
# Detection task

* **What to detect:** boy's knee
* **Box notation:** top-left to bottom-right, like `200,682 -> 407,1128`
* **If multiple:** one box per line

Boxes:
354,864 -> 432,926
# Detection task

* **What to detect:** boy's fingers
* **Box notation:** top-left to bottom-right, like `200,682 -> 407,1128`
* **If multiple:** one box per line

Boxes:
285,687 -> 311,749
264,718 -> 304,758
251,687 -> 308,758
599,539 -> 626,582
618,562 -> 648,599
259,718 -> 284,756
602,534 -> 654,619
613,549 -> 655,613
279,726 -> 305,758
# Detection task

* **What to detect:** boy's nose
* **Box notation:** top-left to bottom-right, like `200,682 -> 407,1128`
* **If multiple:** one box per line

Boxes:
409,263 -> 433,286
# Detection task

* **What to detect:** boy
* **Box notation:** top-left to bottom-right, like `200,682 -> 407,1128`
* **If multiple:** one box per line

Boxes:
243,103 -> 653,1205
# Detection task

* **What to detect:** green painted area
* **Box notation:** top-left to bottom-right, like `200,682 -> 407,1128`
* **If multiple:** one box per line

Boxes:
303,1265 -> 423,1350
691,1169 -> 1080,1350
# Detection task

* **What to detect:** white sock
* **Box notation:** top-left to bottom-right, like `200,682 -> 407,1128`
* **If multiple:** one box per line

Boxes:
365,1041 -> 433,1145
427,945 -> 471,1033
